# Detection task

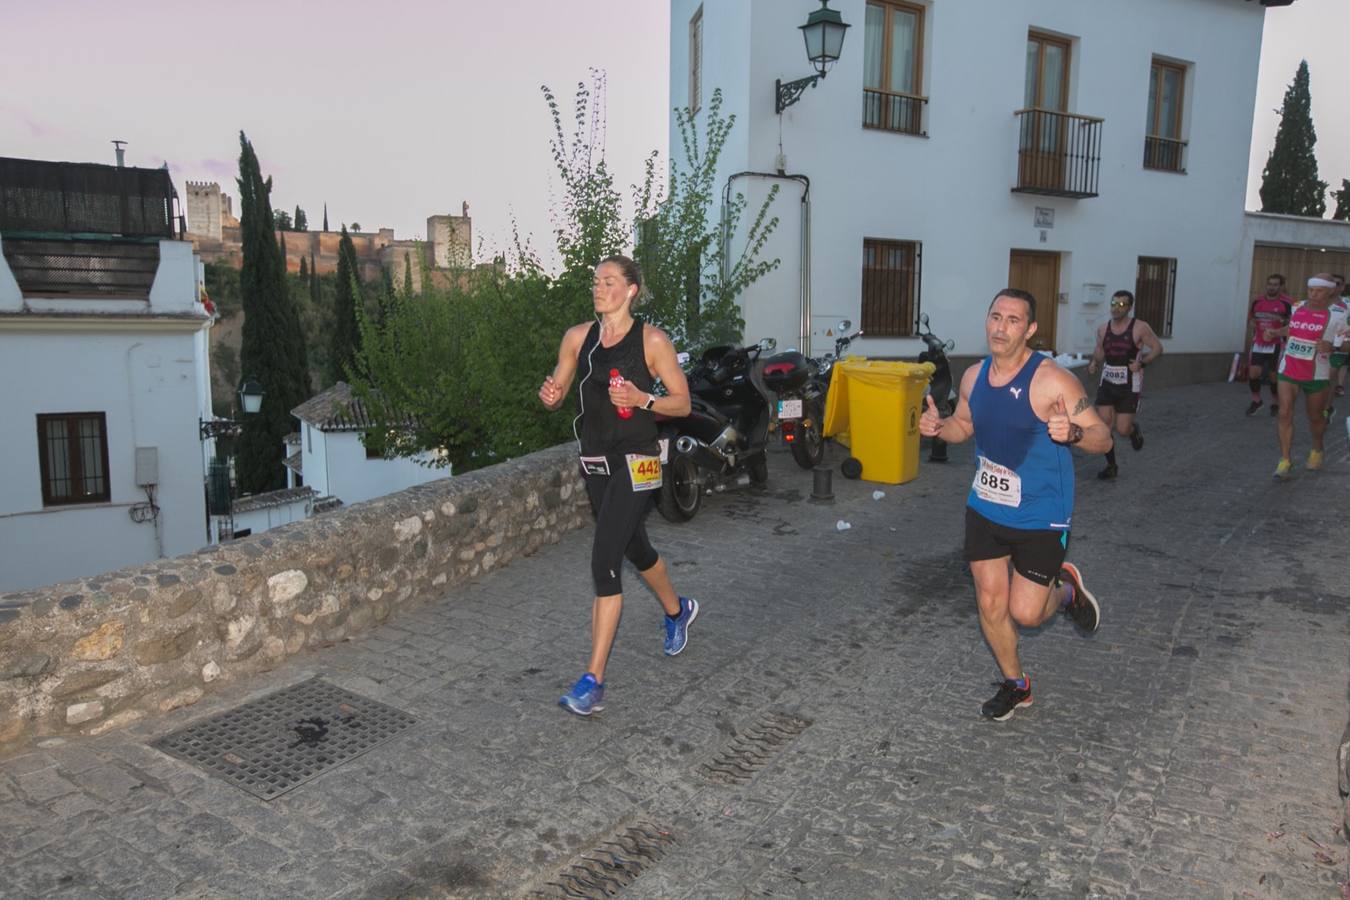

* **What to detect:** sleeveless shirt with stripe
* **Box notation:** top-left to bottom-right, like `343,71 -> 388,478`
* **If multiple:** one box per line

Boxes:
967,354 -> 1074,532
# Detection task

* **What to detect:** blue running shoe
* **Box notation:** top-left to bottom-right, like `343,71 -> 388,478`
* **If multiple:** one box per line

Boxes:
663,596 -> 700,656
559,673 -> 605,716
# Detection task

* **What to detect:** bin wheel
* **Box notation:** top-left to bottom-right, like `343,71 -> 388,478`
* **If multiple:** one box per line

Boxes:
840,457 -> 863,480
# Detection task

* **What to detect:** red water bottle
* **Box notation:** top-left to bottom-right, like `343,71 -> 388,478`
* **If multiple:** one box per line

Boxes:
609,368 -> 633,419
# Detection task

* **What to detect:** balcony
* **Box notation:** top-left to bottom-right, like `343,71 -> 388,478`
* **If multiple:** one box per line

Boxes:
1012,109 -> 1103,199
0,157 -> 181,239
1143,135 -> 1187,174
0,157 -> 182,299
862,89 -> 927,136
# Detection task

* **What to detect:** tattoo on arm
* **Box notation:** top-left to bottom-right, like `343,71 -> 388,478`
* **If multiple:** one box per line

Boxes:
1072,396 -> 1090,416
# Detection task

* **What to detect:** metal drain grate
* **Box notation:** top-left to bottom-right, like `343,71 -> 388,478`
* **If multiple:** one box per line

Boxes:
530,823 -> 677,899
700,710 -> 812,785
152,678 -> 416,800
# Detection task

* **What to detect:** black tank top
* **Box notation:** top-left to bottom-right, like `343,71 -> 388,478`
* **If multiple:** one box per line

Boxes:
577,318 -> 659,457
1102,319 -> 1139,366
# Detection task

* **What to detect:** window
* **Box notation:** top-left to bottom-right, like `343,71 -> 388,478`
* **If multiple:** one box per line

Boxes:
1025,32 -> 1070,111
861,239 -> 921,336
689,6 -> 703,114
1144,58 -> 1187,172
306,423 -> 311,453
36,413 -> 111,506
1135,257 -> 1176,338
862,1 -> 925,135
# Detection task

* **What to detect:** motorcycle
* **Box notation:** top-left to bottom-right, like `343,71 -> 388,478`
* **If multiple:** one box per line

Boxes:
761,322 -> 864,469
916,314 -> 956,463
654,337 -> 778,523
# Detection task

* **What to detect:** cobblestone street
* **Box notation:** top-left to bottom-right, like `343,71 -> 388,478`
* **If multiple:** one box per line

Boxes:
1,381 -> 1347,899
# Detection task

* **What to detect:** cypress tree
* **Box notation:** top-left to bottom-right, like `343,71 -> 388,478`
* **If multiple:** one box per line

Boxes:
278,229 -> 287,273
310,252 -> 319,305
1259,61 -> 1327,217
328,227 -> 362,384
235,131 -> 313,494
402,251 -> 414,297
299,254 -> 308,281
322,203 -> 329,232
295,206 -> 308,231
1332,179 -> 1350,222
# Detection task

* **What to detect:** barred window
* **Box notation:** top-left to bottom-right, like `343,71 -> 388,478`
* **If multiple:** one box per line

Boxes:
1135,257 -> 1176,338
861,239 -> 921,336
37,413 -> 111,506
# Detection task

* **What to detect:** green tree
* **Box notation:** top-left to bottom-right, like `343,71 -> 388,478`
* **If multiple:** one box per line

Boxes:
1259,61 -> 1327,217
298,254 -> 309,281
349,75 -> 779,470
203,262 -> 241,318
350,221 -> 361,232
235,131 -> 313,493
322,203 -> 329,232
273,209 -> 293,231
328,227 -> 362,385
402,252 -> 415,298
634,88 -> 779,350
1332,179 -> 1350,221
294,206 -> 308,231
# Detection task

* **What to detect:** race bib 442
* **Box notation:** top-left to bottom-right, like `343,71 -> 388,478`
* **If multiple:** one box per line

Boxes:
626,454 -> 663,492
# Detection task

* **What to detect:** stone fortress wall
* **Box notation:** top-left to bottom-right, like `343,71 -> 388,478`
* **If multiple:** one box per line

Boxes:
0,445 -> 589,752
184,183 -> 471,292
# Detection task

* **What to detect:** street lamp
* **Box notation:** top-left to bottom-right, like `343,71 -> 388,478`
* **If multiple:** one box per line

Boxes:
775,0 -> 851,114
199,378 -> 265,439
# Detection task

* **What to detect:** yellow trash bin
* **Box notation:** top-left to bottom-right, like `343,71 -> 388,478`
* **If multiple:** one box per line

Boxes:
823,359 -> 935,484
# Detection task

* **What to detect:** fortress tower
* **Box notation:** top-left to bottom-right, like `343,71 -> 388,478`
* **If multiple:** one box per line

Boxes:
427,202 -> 472,269
184,181 -> 233,242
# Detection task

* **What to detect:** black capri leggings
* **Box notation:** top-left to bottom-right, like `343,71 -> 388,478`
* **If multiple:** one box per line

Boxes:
584,470 -> 660,595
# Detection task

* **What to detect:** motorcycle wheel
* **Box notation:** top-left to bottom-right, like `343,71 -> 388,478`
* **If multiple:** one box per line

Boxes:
657,456 -> 702,522
790,401 -> 826,469
747,451 -> 769,485
840,456 -> 863,480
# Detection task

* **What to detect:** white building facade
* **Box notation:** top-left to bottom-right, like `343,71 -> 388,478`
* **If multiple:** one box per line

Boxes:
291,383 -> 449,507
0,158 -> 214,591
671,0 -> 1294,368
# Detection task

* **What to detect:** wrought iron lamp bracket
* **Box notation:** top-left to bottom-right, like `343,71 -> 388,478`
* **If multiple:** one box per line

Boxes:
775,75 -> 822,114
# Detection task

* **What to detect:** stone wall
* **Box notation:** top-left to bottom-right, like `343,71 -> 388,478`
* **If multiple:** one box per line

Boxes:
0,445 -> 590,753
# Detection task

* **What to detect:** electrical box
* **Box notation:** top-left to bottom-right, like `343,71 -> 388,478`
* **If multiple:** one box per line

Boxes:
135,447 -> 159,487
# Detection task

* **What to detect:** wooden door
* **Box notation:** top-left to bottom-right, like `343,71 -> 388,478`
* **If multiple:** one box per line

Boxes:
1008,250 -> 1060,351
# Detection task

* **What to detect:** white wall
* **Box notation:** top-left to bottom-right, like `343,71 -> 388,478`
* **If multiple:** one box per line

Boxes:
322,432 -> 448,506
0,236 -> 213,591
674,0 -> 1269,358
231,496 -> 311,538
0,328 -> 211,591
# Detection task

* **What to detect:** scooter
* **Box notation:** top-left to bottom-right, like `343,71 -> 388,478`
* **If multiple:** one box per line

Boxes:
654,338 -> 778,523
760,321 -> 864,470
916,314 -> 956,462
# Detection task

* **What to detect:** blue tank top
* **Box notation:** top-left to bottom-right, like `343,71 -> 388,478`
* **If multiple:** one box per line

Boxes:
966,354 -> 1074,531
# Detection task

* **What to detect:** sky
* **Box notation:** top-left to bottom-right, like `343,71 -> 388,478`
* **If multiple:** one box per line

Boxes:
2,1 -> 1344,266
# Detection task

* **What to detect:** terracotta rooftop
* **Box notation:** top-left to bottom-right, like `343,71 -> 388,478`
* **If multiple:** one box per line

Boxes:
290,382 -> 414,433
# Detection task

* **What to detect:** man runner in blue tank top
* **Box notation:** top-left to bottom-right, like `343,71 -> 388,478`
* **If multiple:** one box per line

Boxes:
919,290 -> 1112,720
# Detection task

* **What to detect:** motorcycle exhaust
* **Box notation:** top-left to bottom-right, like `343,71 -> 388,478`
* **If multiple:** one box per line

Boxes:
675,435 -> 731,472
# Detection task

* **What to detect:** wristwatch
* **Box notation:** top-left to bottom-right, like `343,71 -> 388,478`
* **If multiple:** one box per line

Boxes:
642,394 -> 656,411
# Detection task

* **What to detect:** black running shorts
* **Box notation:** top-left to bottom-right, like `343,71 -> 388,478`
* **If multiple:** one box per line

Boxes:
963,507 -> 1069,586
1249,351 -> 1279,380
1093,380 -> 1139,414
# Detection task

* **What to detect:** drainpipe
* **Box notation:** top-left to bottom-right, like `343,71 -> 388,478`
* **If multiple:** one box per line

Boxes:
721,171 -> 811,355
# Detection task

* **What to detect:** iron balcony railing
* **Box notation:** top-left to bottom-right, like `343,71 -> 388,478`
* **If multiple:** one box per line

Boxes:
0,156 -> 180,239
862,89 -> 928,136
1013,108 -> 1103,199
1143,135 -> 1187,174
